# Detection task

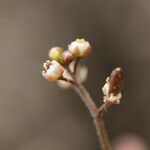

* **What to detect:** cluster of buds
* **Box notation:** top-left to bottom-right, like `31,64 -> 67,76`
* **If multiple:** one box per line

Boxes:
42,38 -> 123,103
42,38 -> 124,149
42,38 -> 91,85
102,67 -> 124,104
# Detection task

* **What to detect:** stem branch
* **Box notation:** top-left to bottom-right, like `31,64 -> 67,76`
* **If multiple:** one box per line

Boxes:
66,67 -> 111,150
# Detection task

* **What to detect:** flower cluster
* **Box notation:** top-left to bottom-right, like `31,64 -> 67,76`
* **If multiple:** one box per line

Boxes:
42,38 -> 123,103
42,38 -> 124,149
42,38 -> 91,87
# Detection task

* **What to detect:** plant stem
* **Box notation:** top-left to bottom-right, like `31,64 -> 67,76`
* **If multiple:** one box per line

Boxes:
73,57 -> 80,74
94,116 -> 111,150
73,80 -> 98,118
98,102 -> 112,114
66,67 -> 111,150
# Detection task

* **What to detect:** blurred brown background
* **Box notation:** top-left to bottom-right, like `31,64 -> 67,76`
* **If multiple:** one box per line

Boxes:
0,0 -> 150,149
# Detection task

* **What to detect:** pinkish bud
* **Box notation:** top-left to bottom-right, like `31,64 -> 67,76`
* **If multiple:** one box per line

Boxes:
42,60 -> 64,81
48,47 -> 64,62
68,38 -> 92,57
61,51 -> 74,64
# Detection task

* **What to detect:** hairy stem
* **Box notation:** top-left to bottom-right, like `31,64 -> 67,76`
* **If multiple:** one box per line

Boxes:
66,67 -> 111,150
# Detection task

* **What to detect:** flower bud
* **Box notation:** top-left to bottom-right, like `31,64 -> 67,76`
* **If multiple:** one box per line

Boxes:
102,67 -> 123,104
42,60 -> 64,81
68,38 -> 92,57
109,67 -> 123,95
61,51 -> 74,64
48,47 -> 64,62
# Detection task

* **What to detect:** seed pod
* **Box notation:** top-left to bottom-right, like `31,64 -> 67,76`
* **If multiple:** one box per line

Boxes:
108,67 -> 124,95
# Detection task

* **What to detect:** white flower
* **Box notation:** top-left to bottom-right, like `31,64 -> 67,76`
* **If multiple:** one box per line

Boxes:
42,60 -> 64,81
68,38 -> 92,57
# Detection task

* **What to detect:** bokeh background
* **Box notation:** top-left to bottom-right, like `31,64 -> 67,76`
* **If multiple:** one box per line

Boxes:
0,0 -> 150,149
